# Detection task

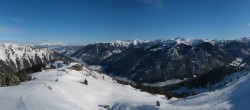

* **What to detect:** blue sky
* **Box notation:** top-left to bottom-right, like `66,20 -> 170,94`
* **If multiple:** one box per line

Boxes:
1,0 -> 250,44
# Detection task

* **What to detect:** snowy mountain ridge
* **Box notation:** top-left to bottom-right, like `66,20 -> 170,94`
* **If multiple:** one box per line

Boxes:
214,36 -> 250,44
71,37 -> 234,83
0,41 -> 74,86
105,37 -> 215,47
98,37 -> 250,47
71,36 -> 250,84
0,42 -> 53,70
112,39 -> 147,47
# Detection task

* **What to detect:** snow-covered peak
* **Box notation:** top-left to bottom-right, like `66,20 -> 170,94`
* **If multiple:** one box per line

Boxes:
110,39 -> 149,47
95,38 -> 217,48
132,39 -> 147,45
214,37 -> 250,44
113,40 -> 132,47
174,37 -> 192,45
167,37 -> 215,46
235,37 -> 250,43
241,37 -> 250,42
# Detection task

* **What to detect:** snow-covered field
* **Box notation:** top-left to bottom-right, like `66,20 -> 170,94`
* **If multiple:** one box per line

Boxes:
0,63 -> 250,110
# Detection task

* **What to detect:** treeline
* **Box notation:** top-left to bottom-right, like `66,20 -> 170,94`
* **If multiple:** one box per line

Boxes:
117,79 -> 192,99
1,62 -> 47,86
116,65 -> 241,99
16,63 -> 45,82
14,59 -> 72,84
167,65 -> 242,90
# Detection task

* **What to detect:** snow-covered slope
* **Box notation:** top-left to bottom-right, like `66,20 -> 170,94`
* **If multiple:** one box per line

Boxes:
171,69 -> 250,110
0,63 -> 164,110
0,42 -> 74,86
0,63 -> 250,110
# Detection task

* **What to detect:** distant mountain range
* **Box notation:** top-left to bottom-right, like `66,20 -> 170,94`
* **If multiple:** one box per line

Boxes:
2,37 -> 250,86
70,37 -> 250,83
35,43 -> 84,56
0,40 -> 249,110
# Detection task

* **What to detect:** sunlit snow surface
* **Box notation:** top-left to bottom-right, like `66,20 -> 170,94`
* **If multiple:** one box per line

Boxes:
0,63 -> 250,110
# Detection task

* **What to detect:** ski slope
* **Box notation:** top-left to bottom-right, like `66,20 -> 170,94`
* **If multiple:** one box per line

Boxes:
171,70 -> 250,110
0,63 -> 250,110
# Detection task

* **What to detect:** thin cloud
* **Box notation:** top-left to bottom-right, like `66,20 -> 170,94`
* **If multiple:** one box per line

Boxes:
248,23 -> 250,26
10,17 -> 21,21
137,0 -> 164,9
0,26 -> 24,34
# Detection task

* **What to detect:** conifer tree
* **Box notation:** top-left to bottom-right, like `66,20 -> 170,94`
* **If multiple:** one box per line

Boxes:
156,100 -> 160,106
84,79 -> 88,85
